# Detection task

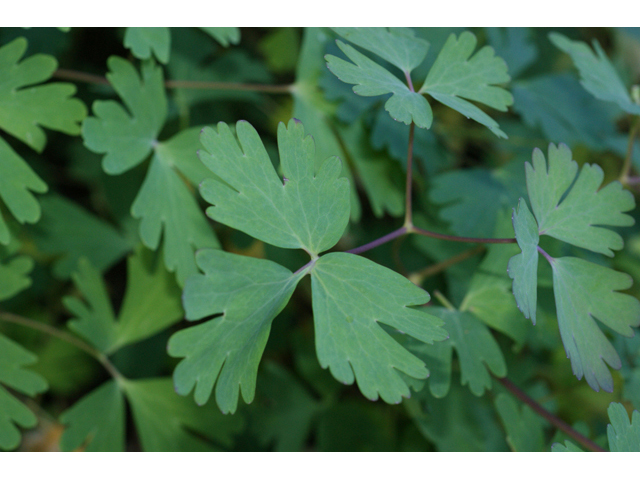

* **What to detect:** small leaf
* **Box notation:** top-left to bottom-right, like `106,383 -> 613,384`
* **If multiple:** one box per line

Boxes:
199,27 -> 240,47
123,27 -> 170,64
169,249 -> 303,413
551,440 -> 584,452
495,393 -> 545,451
310,252 -> 447,404
607,402 -> 640,452
549,33 -> 640,115
199,119 -> 350,256
59,380 -> 125,452
419,32 -> 513,138
0,248 -> 34,302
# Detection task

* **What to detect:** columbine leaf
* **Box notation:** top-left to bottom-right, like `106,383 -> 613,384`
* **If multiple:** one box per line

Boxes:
507,199 -> 539,324
0,37 -> 86,150
310,252 -> 447,404
64,248 -> 183,354
495,393 -> 544,452
404,307 -> 506,397
549,33 -> 640,116
325,40 -> 433,128
199,27 -> 241,47
0,240 -> 34,302
123,378 -> 244,451
82,56 -> 166,175
551,441 -> 584,452
526,143 -> 634,257
0,334 -> 48,451
123,27 -> 170,64
168,249 -> 303,413
418,31 -> 513,138
607,402 -> 640,452
552,257 -> 640,392
485,27 -> 537,79
59,380 -> 125,452
198,119 -> 350,256
331,27 -> 429,73
82,58 -> 219,284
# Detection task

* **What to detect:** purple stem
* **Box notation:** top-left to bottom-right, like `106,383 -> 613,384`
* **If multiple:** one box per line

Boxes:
537,245 -> 555,264
346,227 -> 408,255
411,227 -> 517,244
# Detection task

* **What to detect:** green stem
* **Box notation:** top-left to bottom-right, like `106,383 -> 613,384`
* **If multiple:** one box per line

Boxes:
0,311 -> 124,381
620,115 -> 640,185
433,290 -> 455,310
405,122 -> 416,228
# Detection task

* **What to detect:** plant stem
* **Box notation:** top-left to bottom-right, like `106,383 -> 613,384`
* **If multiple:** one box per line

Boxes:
408,225 -> 517,244
433,290 -> 455,310
497,376 -> 606,452
0,311 -> 123,381
408,245 -> 486,284
53,68 -> 293,94
619,115 -> 640,185
404,123 -> 416,228
346,226 -> 408,255
537,245 -> 555,264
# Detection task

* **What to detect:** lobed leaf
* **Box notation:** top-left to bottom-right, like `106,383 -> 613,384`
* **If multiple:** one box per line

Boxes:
199,119 -> 350,256
169,249 -> 303,413
310,252 -> 447,404
124,27 -> 170,64
0,246 -> 34,302
549,33 -> 640,115
495,393 -> 545,452
607,402 -> 640,452
199,27 -> 241,47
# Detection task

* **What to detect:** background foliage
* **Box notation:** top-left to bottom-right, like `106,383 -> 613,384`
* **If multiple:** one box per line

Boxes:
1,27 -> 640,452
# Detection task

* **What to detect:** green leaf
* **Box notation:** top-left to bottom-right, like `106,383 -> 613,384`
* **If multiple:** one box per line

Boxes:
485,27 -> 537,79
168,249 -> 303,413
419,32 -> 513,138
199,27 -> 240,47
0,241 -> 34,302
310,252 -> 447,404
64,248 -> 184,354
59,380 -> 125,451
0,137 -> 47,245
30,194 -> 132,279
525,143 -> 634,257
404,307 -> 506,397
123,27 -> 170,64
326,40 -> 433,129
331,27 -> 429,73
82,58 -> 219,284
507,199 -> 539,324
607,402 -> 640,452
123,378 -> 244,451
0,334 -> 48,451
551,440 -> 583,452
0,37 -> 86,151
549,33 -> 640,115
552,257 -> 640,392
495,393 -> 545,451
198,119 -> 349,256
82,56 -> 166,175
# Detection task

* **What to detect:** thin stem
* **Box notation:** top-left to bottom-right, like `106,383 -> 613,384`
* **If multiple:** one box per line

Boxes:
537,245 -> 555,264
53,68 -> 293,94
433,290 -> 455,311
408,245 -> 486,284
497,377 -> 606,452
404,123 -> 416,228
346,227 -> 408,255
0,311 -> 123,381
409,225 -> 517,244
619,115 -> 640,185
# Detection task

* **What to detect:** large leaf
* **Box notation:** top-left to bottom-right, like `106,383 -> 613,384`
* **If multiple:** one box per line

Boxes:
310,252 -> 447,404
549,33 -> 640,115
418,31 -> 513,138
59,380 -> 125,452
0,334 -> 48,451
123,378 -> 244,451
198,119 -> 349,256
168,249 -> 304,413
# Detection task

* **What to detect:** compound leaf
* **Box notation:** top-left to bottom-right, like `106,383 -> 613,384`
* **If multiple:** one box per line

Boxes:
607,402 -> 640,452
331,27 -> 429,74
507,199 -> 539,324
325,40 -> 433,128
59,380 -> 125,452
552,257 -> 640,392
82,56 -> 166,175
310,252 -> 447,404
0,36 -> 86,151
0,334 -> 48,451
123,378 -> 244,451
549,33 -> 640,116
198,119 -> 349,256
526,143 -> 634,257
169,249 -> 303,414
419,31 -> 513,138
124,27 -> 170,64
